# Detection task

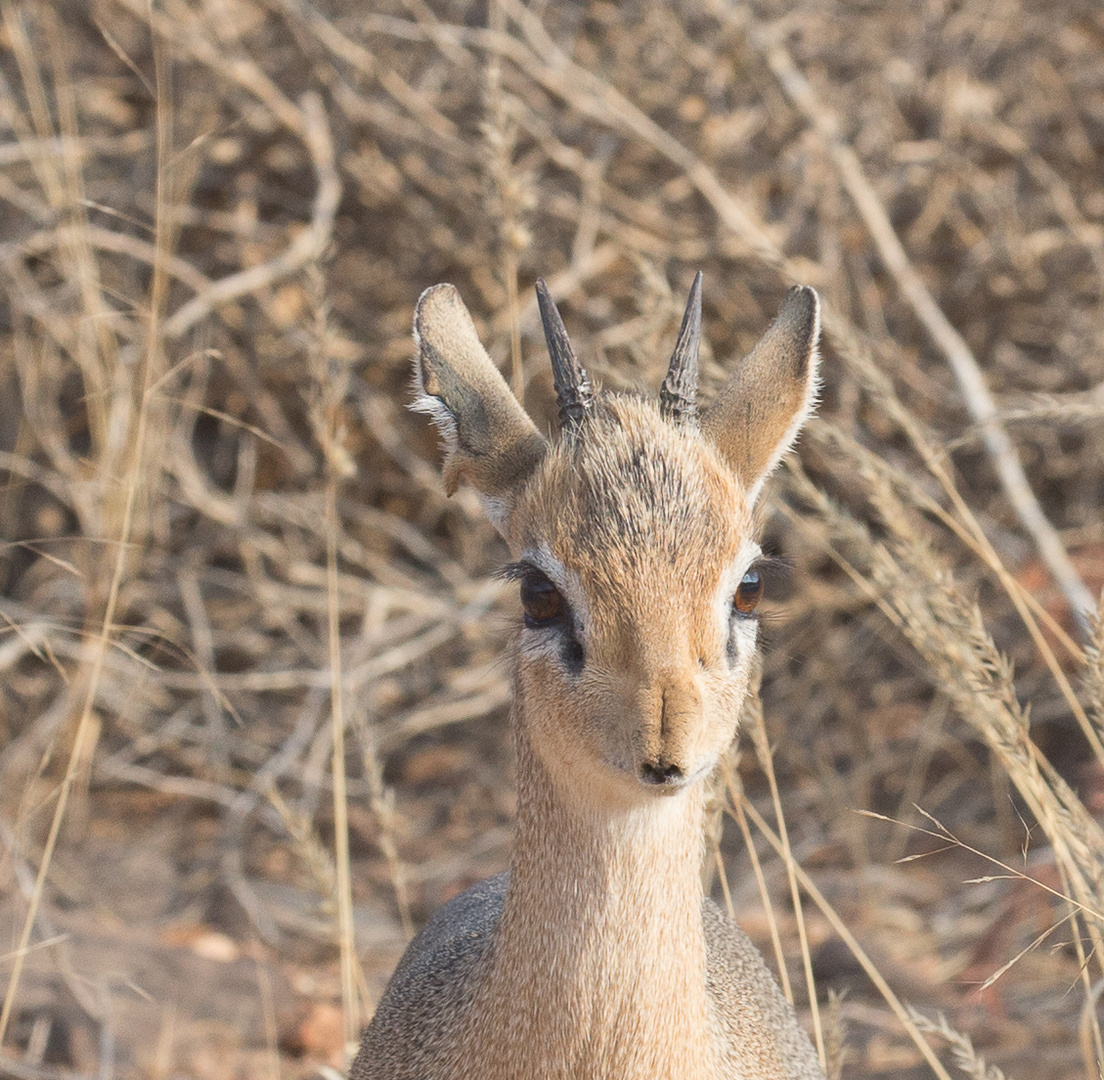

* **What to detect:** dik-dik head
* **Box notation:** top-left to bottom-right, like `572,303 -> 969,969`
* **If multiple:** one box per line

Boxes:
412,276 -> 820,811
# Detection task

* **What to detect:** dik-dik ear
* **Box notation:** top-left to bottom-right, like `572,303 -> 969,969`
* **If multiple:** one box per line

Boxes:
412,284 -> 547,531
701,286 -> 820,506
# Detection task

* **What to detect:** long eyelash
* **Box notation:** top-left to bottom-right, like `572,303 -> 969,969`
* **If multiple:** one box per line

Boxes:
751,554 -> 791,583
496,561 -> 532,582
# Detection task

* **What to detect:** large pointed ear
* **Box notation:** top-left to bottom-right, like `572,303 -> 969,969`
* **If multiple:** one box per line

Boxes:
700,286 -> 820,506
412,284 -> 547,530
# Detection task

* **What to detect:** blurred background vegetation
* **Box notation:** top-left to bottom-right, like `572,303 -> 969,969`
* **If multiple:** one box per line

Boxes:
1,1 -> 1103,1077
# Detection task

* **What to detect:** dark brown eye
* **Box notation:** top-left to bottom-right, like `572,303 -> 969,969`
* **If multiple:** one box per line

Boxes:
521,570 -> 565,625
733,569 -> 763,617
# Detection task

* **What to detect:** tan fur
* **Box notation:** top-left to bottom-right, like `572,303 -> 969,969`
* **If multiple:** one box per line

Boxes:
352,282 -> 825,1080
702,286 -> 820,506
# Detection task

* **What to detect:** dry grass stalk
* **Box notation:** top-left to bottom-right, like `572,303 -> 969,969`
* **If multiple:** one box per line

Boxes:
720,754 -> 794,1007
744,677 -> 825,1066
804,419 -> 1096,760
823,990 -> 847,1080
732,788 -> 956,1080
304,256 -> 364,1050
482,0 -> 533,400
352,717 -> 413,942
1079,976 -> 1104,1080
0,5 -> 176,1048
266,785 -> 337,900
783,455 -> 1104,1065
906,1007 -> 1010,1080
789,459 -> 1104,881
1085,601 -> 1104,742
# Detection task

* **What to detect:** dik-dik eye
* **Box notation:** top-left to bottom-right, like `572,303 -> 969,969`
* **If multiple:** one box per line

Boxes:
520,568 -> 566,626
732,568 -> 763,618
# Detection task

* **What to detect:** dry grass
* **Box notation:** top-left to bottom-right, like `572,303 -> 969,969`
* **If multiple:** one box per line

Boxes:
1,1 -> 1103,1078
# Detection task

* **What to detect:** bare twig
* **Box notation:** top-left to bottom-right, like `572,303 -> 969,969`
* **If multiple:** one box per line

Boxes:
163,92 -> 340,338
755,30 -> 1096,635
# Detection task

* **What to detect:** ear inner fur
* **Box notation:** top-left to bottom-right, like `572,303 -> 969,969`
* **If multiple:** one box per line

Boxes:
412,283 -> 547,500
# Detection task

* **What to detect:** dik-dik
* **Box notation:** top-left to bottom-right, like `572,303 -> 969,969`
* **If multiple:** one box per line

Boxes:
352,274 -> 827,1080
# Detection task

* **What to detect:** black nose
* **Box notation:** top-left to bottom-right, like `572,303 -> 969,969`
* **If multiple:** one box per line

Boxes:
640,761 -> 684,785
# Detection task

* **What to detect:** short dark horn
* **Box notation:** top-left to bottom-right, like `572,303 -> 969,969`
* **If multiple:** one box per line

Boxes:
659,271 -> 703,426
536,278 -> 593,433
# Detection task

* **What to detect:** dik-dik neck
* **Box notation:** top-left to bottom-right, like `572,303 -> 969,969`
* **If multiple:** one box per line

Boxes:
466,714 -> 719,1080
